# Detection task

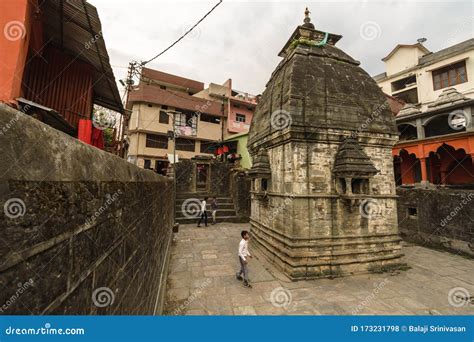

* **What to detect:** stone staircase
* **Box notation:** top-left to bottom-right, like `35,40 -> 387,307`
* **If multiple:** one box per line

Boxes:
175,193 -> 247,225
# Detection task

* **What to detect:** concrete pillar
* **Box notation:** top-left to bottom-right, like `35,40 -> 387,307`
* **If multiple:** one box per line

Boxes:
464,106 -> 473,132
416,119 -> 425,139
420,157 -> 429,185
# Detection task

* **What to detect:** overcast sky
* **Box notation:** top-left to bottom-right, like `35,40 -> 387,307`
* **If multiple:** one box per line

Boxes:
93,0 -> 473,95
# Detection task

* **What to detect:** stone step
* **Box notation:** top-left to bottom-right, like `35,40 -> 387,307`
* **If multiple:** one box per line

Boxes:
175,203 -> 235,210
176,216 -> 249,224
176,209 -> 237,218
176,197 -> 234,203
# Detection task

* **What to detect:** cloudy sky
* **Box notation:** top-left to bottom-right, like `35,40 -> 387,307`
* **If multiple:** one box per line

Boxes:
93,0 -> 473,95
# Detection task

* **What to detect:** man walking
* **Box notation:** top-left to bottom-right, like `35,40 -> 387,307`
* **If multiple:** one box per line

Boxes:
197,197 -> 208,227
210,196 -> 218,225
236,230 -> 252,288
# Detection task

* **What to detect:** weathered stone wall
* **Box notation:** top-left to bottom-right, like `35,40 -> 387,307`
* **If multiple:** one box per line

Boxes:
0,104 -> 174,314
175,160 -> 195,193
230,171 -> 251,219
397,186 -> 474,256
251,134 -> 403,279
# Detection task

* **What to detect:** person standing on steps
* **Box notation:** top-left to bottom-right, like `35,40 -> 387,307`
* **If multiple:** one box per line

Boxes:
197,197 -> 208,227
236,230 -> 252,288
210,196 -> 218,225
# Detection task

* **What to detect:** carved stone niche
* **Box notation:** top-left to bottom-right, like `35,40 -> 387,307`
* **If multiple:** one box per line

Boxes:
333,138 -> 379,210
248,148 -> 271,201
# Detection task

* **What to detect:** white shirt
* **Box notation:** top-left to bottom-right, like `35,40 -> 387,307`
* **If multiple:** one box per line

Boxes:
201,200 -> 206,213
238,239 -> 251,261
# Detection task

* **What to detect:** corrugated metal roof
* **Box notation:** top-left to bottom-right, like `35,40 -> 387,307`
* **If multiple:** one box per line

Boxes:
40,0 -> 123,113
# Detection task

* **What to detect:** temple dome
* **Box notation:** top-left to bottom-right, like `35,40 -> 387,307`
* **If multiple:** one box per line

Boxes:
248,11 -> 397,149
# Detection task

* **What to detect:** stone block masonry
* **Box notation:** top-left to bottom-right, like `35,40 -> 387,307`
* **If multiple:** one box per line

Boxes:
0,104 -> 174,314
397,186 -> 474,257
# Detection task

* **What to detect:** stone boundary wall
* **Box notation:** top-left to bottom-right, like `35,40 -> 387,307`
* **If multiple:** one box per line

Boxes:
230,171 -> 251,220
0,104 -> 174,314
397,186 -> 474,257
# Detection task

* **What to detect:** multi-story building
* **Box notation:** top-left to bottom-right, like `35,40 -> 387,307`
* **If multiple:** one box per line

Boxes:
126,67 -> 225,174
194,79 -> 258,138
126,68 -> 258,173
374,39 -> 474,186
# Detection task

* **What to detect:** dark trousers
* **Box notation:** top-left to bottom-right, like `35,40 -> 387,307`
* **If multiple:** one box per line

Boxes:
197,211 -> 207,226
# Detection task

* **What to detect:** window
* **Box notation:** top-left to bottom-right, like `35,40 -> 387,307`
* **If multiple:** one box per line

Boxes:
351,179 -> 369,194
161,105 -> 168,110
432,61 -> 467,90
394,88 -> 418,104
144,159 -> 151,169
175,138 -> 195,152
159,110 -> 169,124
147,104 -> 153,108
261,178 -> 268,191
235,114 -> 246,123
391,75 -> 417,92
146,134 -> 168,149
200,114 -> 220,124
408,207 -> 417,218
200,141 -> 216,153
160,85 -> 167,89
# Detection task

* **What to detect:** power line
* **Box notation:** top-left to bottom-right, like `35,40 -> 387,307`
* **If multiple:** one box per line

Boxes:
141,0 -> 223,66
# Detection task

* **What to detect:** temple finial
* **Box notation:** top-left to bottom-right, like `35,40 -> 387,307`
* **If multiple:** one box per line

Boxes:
304,7 -> 311,21
302,7 -> 315,29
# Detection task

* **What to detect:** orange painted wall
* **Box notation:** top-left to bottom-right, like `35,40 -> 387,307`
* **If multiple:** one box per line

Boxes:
0,0 -> 33,104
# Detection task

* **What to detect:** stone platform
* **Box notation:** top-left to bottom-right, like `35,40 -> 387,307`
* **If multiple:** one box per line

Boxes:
163,223 -> 474,315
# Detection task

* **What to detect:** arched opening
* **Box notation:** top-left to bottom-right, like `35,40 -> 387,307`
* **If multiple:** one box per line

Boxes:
395,150 -> 421,185
397,124 -> 418,141
424,114 -> 465,138
427,144 -> 474,185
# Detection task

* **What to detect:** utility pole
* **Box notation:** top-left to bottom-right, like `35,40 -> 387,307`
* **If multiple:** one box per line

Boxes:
119,61 -> 139,158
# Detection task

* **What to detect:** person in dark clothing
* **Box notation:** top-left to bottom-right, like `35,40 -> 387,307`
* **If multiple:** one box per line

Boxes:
197,197 -> 208,227
210,196 -> 218,225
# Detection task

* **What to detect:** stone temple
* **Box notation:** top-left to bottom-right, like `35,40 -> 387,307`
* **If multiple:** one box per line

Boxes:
248,9 -> 405,280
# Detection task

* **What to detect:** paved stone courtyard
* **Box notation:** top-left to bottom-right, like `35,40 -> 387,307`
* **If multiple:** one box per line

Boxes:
164,223 -> 474,315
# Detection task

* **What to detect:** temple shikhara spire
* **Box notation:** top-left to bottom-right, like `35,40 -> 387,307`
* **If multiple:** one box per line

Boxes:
248,8 -> 405,280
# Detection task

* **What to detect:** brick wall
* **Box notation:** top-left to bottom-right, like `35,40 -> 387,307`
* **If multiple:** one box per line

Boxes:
0,104 -> 174,314
397,186 -> 474,257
